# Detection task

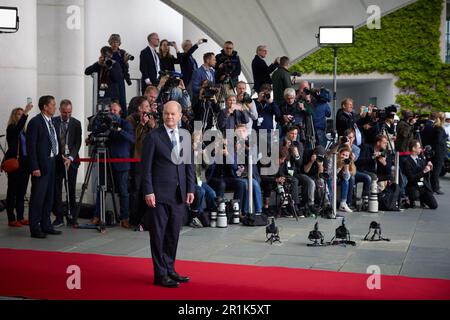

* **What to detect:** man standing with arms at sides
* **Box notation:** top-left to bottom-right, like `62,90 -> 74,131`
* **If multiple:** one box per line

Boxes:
52,100 -> 82,228
252,45 -> 280,93
142,101 -> 195,288
26,96 -> 62,239
272,56 -> 294,108
140,32 -> 161,95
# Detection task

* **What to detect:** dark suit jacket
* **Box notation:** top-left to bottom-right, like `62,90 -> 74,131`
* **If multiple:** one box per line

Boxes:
53,116 -> 82,169
26,114 -> 60,176
251,55 -> 278,92
179,44 -> 199,86
108,118 -> 135,172
5,114 -> 28,160
141,126 -> 195,205
85,62 -> 122,101
403,156 -> 432,192
140,47 -> 159,90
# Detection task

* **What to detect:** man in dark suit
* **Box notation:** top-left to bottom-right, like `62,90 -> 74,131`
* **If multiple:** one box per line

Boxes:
141,101 -> 195,288
251,45 -> 279,93
179,39 -> 206,90
52,99 -> 82,227
26,96 -> 63,239
403,140 -> 438,209
140,33 -> 161,95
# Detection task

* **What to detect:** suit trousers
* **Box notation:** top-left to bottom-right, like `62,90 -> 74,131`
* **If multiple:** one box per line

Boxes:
148,197 -> 186,279
407,185 -> 438,210
29,157 -> 56,233
53,163 -> 78,220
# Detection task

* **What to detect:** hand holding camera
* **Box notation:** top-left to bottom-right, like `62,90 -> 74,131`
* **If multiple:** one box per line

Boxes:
424,162 -> 433,173
197,38 -> 208,45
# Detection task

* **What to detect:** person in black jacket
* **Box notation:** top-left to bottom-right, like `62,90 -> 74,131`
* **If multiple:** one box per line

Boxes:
215,41 -> 242,87
51,100 -> 82,228
430,112 -> 448,195
218,94 -> 249,132
403,140 -> 437,209
140,33 -> 161,94
355,134 -> 393,182
251,45 -> 280,93
159,40 -> 181,72
179,39 -> 206,89
85,46 -> 123,104
3,103 -> 33,227
109,34 -> 133,117
336,98 -> 362,146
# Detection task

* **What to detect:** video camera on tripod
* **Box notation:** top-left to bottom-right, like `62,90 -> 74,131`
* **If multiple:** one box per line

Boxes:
87,101 -> 120,145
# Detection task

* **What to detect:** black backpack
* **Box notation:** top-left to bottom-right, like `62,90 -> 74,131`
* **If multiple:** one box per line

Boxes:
242,213 -> 268,226
378,183 -> 400,211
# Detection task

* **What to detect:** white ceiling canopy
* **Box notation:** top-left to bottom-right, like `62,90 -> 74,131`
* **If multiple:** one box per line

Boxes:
161,0 -> 416,81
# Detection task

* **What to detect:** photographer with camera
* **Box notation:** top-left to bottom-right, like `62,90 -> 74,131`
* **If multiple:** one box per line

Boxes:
215,41 -> 242,87
272,57 -> 294,108
355,134 -> 393,191
252,45 -> 280,93
283,126 -> 318,214
253,83 -> 282,132
403,140 -> 438,209
109,34 -> 133,117
280,88 -> 307,141
336,146 -> 357,213
396,110 -> 417,152
336,98 -> 362,146
303,144 -> 330,214
218,94 -> 249,132
180,39 -> 207,91
341,129 -> 372,210
192,53 -> 216,101
193,79 -> 221,132
126,96 -> 158,227
159,40 -> 181,72
236,81 -> 258,132
89,103 -> 135,229
85,46 -> 123,105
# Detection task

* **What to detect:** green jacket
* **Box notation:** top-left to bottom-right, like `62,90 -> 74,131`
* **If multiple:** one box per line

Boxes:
272,67 -> 292,107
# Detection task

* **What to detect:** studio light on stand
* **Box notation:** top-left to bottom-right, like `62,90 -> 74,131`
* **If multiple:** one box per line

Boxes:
329,219 -> 356,246
307,222 -> 326,247
317,26 -> 354,219
266,217 -> 281,245
0,7 -> 19,34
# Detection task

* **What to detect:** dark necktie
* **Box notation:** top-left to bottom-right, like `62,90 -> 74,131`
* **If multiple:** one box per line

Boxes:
60,121 -> 68,149
48,120 -> 58,156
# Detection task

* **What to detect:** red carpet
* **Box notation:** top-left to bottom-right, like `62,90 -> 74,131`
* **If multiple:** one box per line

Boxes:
0,248 -> 449,300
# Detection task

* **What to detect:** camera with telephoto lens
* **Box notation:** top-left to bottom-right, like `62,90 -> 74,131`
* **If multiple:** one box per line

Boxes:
125,52 -> 135,61
376,149 -> 387,158
159,70 -> 183,89
344,158 -> 352,165
423,145 -> 435,161
340,136 -> 349,144
104,58 -> 114,69
241,92 -> 253,104
88,102 -> 120,143
145,111 -> 160,123
203,85 -> 220,99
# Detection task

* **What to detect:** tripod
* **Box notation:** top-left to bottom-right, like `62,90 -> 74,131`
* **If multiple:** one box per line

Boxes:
277,179 -> 299,221
72,141 -> 119,233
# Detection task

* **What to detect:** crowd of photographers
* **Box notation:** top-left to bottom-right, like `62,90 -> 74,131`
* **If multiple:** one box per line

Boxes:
2,32 -> 449,236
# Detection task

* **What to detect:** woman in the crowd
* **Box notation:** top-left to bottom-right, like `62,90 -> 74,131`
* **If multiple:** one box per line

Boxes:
430,112 -> 448,195
336,145 -> 357,213
3,103 -> 33,227
159,39 -> 181,72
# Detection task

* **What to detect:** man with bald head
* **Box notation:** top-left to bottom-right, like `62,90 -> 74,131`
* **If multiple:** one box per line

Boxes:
142,101 -> 195,288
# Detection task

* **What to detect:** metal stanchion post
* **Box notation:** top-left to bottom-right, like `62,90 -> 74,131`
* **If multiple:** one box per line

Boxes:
248,148 -> 253,215
394,151 -> 400,185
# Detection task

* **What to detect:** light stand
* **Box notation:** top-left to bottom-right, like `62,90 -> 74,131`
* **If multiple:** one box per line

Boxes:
317,26 -> 354,220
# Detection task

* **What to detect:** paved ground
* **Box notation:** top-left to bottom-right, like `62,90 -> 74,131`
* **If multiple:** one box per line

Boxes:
0,176 -> 449,281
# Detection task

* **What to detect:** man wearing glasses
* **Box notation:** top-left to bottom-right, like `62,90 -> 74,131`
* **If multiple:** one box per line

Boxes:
215,41 -> 242,87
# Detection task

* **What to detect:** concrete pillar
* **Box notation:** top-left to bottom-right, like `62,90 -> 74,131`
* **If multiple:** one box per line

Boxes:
0,0 -> 38,197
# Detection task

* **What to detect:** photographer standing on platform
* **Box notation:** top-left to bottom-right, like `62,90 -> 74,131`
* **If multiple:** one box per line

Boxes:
192,53 -> 216,101
85,46 -> 123,104
52,100 -> 82,228
272,57 -> 293,108
180,39 -> 207,92
215,41 -> 241,87
252,45 -> 280,93
109,34 -> 133,117
90,103 -> 135,229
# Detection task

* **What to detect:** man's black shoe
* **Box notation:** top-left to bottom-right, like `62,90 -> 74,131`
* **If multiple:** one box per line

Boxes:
31,232 -> 47,239
44,229 -> 62,235
169,272 -> 190,283
434,190 -> 445,195
154,276 -> 180,288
